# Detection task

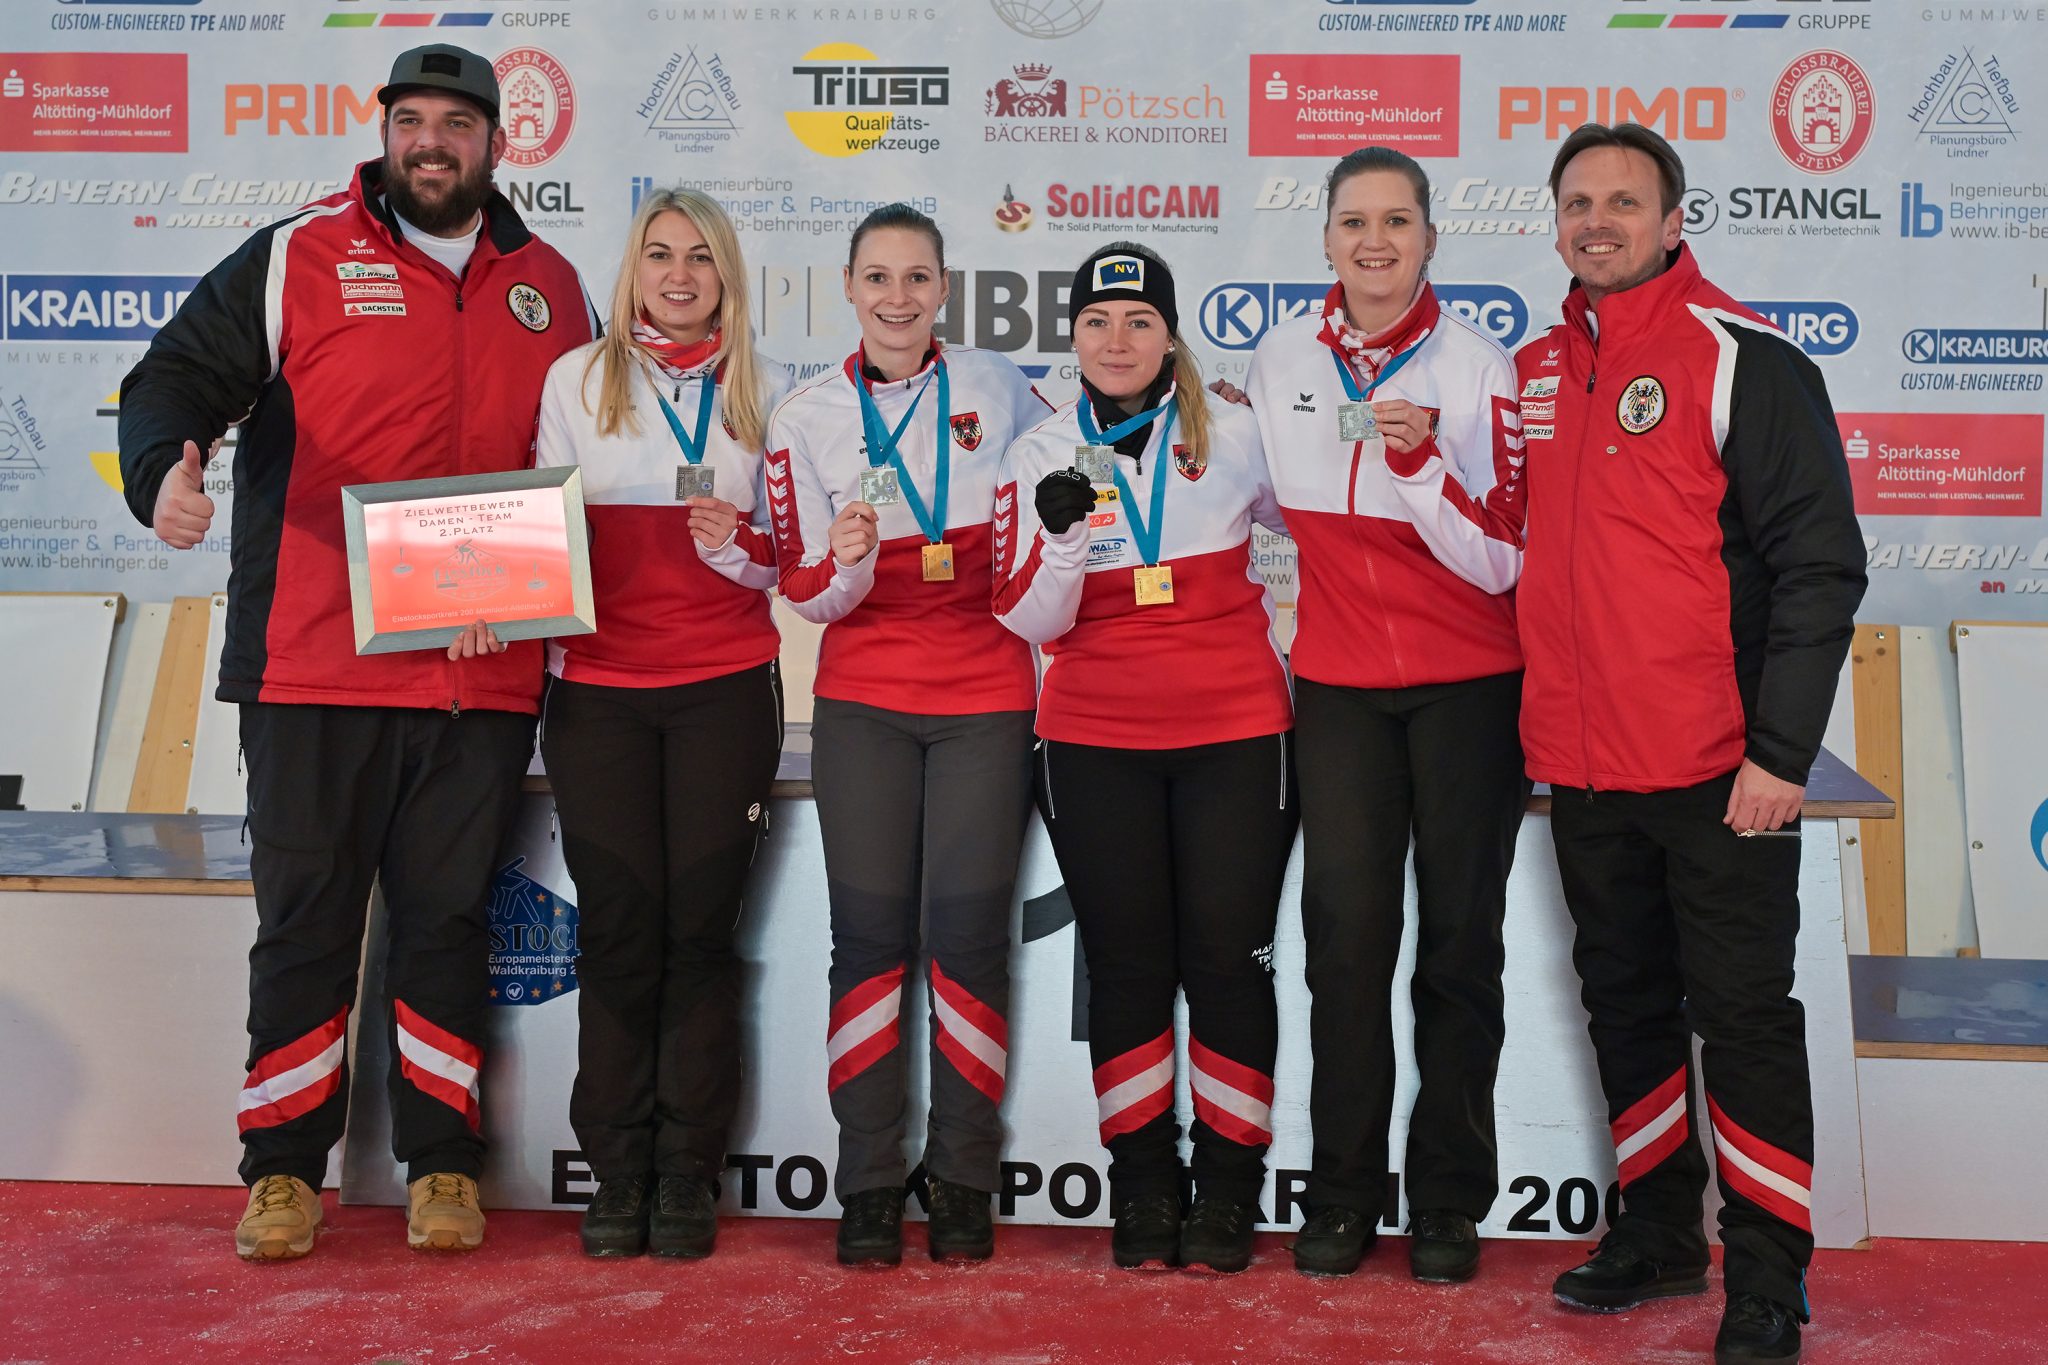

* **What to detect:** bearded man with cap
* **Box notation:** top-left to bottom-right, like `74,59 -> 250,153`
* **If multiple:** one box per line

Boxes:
118,44 -> 596,1260
994,242 -> 1295,1273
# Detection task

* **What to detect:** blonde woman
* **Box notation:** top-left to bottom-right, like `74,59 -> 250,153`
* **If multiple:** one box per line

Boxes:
994,242 -> 1295,1273
534,187 -> 794,1259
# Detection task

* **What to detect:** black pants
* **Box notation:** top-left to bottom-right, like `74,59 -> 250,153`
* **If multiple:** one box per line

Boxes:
1294,671 -> 1529,1221
1040,732 -> 1299,1208
1551,771 -> 1814,1320
541,665 -> 783,1184
811,699 -> 1036,1200
237,701 -> 535,1190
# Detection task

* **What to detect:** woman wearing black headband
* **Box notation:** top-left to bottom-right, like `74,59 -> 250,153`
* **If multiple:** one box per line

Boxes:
995,242 -> 1296,1274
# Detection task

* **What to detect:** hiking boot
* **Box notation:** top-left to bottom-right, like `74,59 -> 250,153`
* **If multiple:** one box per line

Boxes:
407,1172 -> 485,1253
926,1177 -> 994,1262
1179,1197 -> 1256,1274
1111,1191 -> 1182,1271
1409,1209 -> 1480,1283
1715,1291 -> 1803,1364
1292,1205 -> 1375,1276
1553,1235 -> 1709,1312
835,1187 -> 904,1267
580,1175 -> 652,1258
235,1175 -> 321,1261
650,1175 -> 718,1259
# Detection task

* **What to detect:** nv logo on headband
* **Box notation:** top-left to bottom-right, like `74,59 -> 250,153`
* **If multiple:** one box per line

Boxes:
1093,255 -> 1145,291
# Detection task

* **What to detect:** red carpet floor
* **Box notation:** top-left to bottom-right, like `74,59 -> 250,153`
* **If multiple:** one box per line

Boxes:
2,1182 -> 2041,1364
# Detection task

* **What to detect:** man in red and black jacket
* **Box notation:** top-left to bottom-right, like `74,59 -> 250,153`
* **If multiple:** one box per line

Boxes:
1514,124 -> 1864,1365
118,45 -> 595,1261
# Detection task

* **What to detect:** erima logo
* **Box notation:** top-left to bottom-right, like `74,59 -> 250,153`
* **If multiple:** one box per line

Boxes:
1093,255 -> 1144,291
1292,393 -> 1316,413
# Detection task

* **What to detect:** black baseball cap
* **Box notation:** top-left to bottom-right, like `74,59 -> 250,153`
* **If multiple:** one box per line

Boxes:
379,44 -> 499,120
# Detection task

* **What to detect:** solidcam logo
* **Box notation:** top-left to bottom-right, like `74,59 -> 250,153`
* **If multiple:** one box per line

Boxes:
1199,281 -> 1528,351
786,43 -> 945,157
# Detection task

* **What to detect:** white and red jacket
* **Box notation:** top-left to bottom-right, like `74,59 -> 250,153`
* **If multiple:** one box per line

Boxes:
1246,283 -> 1524,691
769,343 -> 1050,715
993,386 -> 1293,750
535,344 -> 795,688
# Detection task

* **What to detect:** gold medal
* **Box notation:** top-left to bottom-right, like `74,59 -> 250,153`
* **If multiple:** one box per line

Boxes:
922,541 -> 955,582
1133,564 -> 1174,605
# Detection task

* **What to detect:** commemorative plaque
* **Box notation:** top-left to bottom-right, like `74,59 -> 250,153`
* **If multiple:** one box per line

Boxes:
341,466 -> 595,655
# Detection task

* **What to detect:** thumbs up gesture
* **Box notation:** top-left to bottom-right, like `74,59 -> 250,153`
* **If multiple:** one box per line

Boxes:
153,439 -> 216,549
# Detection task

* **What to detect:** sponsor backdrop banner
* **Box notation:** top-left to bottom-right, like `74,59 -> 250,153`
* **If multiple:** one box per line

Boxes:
3,0 -> 2045,627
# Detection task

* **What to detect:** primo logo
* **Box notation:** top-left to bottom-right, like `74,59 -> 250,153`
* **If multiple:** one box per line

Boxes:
1199,281 -> 1529,352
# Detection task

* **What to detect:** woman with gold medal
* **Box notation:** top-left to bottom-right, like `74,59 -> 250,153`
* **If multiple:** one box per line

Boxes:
993,242 -> 1296,1274
768,204 -> 1052,1267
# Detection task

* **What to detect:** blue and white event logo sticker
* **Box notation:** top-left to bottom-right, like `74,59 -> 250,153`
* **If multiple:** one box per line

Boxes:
487,855 -> 579,1006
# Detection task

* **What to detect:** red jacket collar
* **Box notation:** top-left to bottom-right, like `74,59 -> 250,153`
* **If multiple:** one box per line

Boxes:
1562,242 -> 1703,349
349,159 -> 532,262
1318,280 -> 1440,361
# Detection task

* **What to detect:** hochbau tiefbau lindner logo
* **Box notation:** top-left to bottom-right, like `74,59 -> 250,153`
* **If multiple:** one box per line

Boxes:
1909,48 -> 2019,159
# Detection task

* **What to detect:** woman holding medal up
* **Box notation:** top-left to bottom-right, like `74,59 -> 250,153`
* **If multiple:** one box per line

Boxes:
533,187 -> 794,1259
1243,146 -> 1529,1284
769,204 -> 1051,1267
994,243 -> 1295,1274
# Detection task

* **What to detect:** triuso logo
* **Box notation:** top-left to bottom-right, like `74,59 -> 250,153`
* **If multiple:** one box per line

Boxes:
786,43 -> 946,158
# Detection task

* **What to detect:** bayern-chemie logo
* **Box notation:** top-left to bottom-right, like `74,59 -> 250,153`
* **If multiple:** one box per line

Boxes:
494,47 -> 574,168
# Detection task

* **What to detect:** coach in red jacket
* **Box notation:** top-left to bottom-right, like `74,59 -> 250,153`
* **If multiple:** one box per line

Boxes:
118,45 -> 594,1261
1515,124 -> 1863,1365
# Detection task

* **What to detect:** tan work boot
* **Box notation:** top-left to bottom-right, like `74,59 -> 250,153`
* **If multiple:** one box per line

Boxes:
235,1174 -> 321,1261
407,1172 -> 485,1252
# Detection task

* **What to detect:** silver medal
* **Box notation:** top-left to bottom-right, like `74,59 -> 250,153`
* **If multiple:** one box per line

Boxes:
860,467 -> 901,506
1337,402 -> 1378,442
674,465 -> 717,501
1074,445 -> 1114,485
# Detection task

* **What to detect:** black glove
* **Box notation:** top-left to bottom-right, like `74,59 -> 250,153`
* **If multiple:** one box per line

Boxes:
1035,468 -> 1097,536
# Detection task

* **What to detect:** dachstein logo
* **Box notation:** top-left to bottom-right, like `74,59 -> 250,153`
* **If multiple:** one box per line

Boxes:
3,272 -> 197,341
1198,280 -> 1528,351
786,43 -> 946,157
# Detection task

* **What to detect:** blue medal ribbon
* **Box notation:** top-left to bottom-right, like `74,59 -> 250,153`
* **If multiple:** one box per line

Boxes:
1076,393 -> 1174,448
1329,337 -> 1424,405
1107,402 -> 1179,568
653,371 -> 717,467
856,358 -> 950,544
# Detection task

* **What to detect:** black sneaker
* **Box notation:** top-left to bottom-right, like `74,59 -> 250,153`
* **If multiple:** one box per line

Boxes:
1179,1198 -> 1256,1274
1715,1292 -> 1803,1364
580,1175 -> 652,1258
1409,1209 -> 1480,1283
1110,1191 -> 1182,1271
1553,1236 -> 1710,1312
926,1177 -> 994,1262
836,1187 -> 905,1268
649,1174 -> 718,1259
1292,1205 -> 1375,1276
